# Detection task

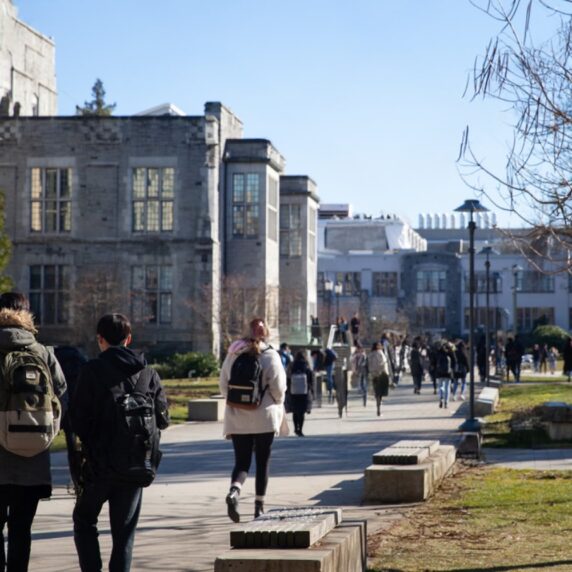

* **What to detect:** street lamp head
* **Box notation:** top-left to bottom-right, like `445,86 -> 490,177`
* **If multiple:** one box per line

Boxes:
478,245 -> 498,256
324,279 -> 333,292
334,281 -> 343,295
512,264 -> 523,275
454,199 -> 489,214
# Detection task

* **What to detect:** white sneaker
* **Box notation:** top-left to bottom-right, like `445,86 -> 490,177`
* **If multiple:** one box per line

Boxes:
451,395 -> 457,402
460,394 -> 465,401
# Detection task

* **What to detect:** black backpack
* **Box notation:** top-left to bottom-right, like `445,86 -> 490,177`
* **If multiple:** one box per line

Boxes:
99,367 -> 162,487
227,349 -> 269,410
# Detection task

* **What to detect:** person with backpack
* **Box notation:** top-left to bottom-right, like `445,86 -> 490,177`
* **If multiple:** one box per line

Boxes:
70,313 -> 169,572
409,338 -> 425,394
220,318 -> 287,523
323,347 -> 338,403
351,344 -> 368,406
367,342 -> 389,416
0,292 -> 67,572
287,351 -> 313,437
435,341 -> 454,409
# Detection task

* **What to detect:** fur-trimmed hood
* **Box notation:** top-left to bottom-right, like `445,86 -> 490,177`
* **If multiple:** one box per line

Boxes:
0,308 -> 37,334
0,309 -> 38,351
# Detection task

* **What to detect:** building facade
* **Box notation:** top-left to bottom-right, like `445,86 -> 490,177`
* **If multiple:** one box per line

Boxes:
0,0 -> 57,116
0,103 -> 319,354
317,206 -> 572,341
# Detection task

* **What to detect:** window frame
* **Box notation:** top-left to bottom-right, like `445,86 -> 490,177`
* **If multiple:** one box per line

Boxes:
30,167 -> 72,234
131,167 -> 175,233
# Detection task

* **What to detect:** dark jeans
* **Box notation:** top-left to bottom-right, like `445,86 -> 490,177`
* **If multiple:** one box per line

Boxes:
73,480 -> 142,572
0,487 -> 41,572
231,433 -> 274,496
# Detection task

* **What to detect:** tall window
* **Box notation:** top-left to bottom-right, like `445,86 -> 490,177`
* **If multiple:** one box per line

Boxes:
308,206 -> 316,262
232,173 -> 259,237
415,306 -> 446,329
29,265 -> 70,325
416,270 -> 446,292
517,307 -> 554,331
372,272 -> 398,297
516,271 -> 554,293
131,265 -> 173,324
336,272 -> 361,295
465,271 -> 502,293
280,204 -> 302,257
132,167 -> 174,232
30,168 -> 72,233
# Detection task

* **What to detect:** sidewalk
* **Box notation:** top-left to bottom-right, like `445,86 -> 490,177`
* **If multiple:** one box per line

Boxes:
28,375 -> 570,571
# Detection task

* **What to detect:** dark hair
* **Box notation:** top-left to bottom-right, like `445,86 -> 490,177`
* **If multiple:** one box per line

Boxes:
0,292 -> 30,312
280,342 -> 289,351
96,313 -> 132,346
294,351 -> 308,364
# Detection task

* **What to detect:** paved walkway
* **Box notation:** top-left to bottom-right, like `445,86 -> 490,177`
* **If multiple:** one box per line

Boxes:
28,375 -> 572,571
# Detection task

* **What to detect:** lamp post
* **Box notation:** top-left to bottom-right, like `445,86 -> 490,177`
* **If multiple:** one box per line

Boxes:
512,264 -> 522,335
324,279 -> 333,325
334,281 -> 343,320
478,245 -> 498,386
455,199 -> 489,433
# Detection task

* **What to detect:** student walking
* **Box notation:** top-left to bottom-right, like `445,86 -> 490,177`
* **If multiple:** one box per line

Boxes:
409,338 -> 424,394
451,341 -> 469,401
0,292 -> 67,572
367,342 -> 390,416
220,318 -> 287,523
435,342 -> 454,409
351,344 -> 368,406
71,313 -> 169,572
287,351 -> 313,436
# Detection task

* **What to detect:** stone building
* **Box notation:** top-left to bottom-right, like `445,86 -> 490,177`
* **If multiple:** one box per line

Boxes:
0,103 -> 319,354
0,0 -> 57,116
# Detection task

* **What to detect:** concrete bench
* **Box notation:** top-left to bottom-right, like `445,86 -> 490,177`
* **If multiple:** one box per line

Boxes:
215,508 -> 367,572
364,441 -> 456,503
474,387 -> 500,417
187,397 -> 225,421
230,507 -> 342,549
540,402 -> 572,440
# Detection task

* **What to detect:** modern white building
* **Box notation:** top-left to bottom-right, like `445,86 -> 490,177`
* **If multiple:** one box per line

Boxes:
317,205 -> 571,341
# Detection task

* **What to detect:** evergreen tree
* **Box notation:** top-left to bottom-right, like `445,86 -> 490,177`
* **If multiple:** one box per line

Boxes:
75,78 -> 116,117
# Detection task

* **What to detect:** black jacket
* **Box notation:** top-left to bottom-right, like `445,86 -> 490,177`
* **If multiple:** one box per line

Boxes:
70,346 -> 169,474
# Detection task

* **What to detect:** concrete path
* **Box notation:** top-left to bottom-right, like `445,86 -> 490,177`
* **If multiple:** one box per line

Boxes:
27,375 -> 572,571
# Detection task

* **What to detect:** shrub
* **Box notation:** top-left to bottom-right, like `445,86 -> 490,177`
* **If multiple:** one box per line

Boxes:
152,351 -> 219,379
532,325 -> 570,351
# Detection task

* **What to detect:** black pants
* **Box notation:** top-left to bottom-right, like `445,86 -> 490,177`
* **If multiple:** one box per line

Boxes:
73,480 -> 142,572
0,486 -> 41,572
231,433 -> 274,496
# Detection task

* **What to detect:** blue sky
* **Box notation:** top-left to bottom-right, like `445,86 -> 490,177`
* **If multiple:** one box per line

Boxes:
16,1 -> 560,228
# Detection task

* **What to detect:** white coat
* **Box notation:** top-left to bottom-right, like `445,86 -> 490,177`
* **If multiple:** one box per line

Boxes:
219,341 -> 287,438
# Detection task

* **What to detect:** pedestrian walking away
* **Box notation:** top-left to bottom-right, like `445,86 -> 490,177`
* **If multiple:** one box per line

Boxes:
0,292 -> 67,572
70,313 -> 170,572
435,341 -> 454,409
287,351 -> 314,436
367,342 -> 389,416
220,318 -> 287,523
351,344 -> 368,406
451,340 -> 469,401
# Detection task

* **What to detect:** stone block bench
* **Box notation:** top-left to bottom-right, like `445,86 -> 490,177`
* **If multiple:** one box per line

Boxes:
540,402 -> 572,440
474,387 -> 500,417
187,397 -> 225,421
363,440 -> 456,503
215,507 -> 367,572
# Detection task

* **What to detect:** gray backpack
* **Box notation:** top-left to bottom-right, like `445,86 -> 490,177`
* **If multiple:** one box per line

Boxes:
0,349 -> 61,457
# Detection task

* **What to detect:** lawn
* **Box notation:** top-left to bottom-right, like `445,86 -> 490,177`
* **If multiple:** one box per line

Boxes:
162,377 -> 220,423
368,463 -> 572,571
484,383 -> 572,448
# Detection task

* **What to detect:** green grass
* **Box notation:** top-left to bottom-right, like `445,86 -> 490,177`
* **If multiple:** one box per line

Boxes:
484,383 -> 572,448
162,377 -> 220,423
369,464 -> 572,571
